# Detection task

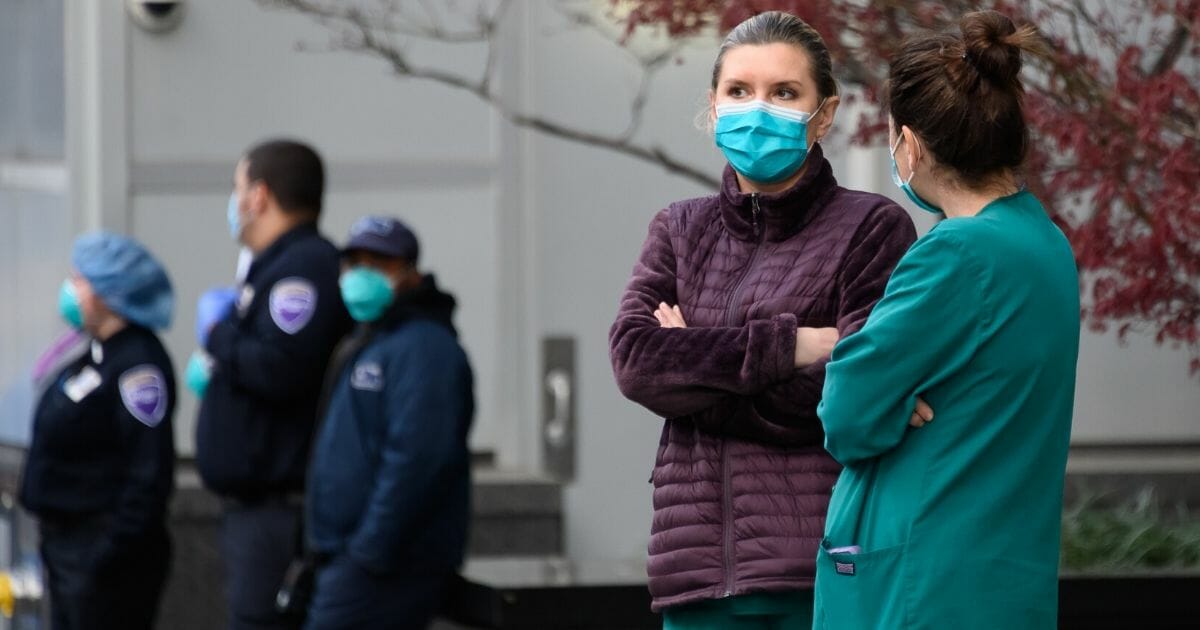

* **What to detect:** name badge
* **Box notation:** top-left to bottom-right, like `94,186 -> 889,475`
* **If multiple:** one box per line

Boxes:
828,545 -> 861,576
237,285 -> 256,317
63,366 -> 103,403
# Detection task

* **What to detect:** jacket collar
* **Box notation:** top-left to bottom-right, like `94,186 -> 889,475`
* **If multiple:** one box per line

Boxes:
370,273 -> 458,336
719,143 -> 839,243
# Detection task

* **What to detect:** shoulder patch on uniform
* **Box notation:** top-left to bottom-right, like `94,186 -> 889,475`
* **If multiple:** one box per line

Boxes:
350,361 -> 384,392
270,278 -> 318,335
119,366 -> 168,428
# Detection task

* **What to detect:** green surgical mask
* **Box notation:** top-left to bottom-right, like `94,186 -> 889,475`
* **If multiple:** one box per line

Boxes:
59,280 -> 84,330
340,267 -> 396,323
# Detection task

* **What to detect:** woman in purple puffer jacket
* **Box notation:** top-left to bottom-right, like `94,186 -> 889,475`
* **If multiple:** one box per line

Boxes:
609,11 -> 917,628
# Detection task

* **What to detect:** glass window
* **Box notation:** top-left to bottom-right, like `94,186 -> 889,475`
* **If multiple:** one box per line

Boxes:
0,0 -> 65,159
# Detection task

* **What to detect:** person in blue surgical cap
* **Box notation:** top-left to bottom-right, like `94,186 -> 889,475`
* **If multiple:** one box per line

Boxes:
19,232 -> 178,630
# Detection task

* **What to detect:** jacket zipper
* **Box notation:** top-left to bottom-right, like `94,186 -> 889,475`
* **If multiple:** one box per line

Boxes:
719,193 -> 764,598
723,195 -> 764,326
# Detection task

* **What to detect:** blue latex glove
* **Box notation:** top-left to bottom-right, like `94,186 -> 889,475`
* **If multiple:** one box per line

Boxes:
196,286 -> 237,346
185,350 -> 214,398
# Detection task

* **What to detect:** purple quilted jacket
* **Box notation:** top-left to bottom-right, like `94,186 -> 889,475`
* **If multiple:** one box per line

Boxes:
609,145 -> 916,612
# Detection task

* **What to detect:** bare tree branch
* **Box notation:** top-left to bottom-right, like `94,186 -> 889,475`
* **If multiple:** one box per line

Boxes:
259,0 -> 721,188
255,0 -> 720,187
264,0 -> 1199,191
556,5 -> 683,141
1149,7 -> 1194,76
478,0 -> 512,94
264,0 -> 493,42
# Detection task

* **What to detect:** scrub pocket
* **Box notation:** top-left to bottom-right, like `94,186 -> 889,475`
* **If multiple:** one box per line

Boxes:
813,539 -> 908,630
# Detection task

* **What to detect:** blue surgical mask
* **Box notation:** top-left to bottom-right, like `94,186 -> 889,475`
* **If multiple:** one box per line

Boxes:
227,192 -> 244,241
58,280 -> 84,330
715,100 -> 824,184
890,136 -> 943,214
340,267 -> 396,323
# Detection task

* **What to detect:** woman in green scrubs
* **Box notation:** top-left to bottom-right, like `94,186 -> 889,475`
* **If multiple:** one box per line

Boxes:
814,11 -> 1079,629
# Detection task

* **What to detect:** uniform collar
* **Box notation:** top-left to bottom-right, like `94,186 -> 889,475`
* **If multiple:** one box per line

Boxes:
246,222 -> 319,284
89,325 -> 141,365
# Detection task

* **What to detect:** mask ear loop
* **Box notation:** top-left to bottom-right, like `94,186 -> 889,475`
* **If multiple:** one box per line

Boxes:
812,97 -> 828,118
891,131 -> 922,186
810,97 -> 829,143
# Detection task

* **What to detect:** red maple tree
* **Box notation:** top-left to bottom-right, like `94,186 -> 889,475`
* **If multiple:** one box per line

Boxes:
617,0 -> 1200,370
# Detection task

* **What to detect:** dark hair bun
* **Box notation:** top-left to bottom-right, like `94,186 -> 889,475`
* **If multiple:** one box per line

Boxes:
960,10 -> 1041,86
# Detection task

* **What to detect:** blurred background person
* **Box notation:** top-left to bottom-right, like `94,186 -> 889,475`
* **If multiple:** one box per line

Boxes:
191,140 -> 352,630
20,232 -> 177,630
304,216 -> 474,629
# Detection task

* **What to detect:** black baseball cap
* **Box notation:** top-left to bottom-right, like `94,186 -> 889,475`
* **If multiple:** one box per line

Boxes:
341,216 -> 420,264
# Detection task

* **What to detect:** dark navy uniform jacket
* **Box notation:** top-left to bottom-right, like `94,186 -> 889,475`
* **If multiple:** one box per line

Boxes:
20,325 -> 177,560
196,223 -> 352,500
307,276 -> 474,575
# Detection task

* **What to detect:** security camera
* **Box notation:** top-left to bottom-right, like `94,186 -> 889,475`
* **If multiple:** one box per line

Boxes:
126,0 -> 186,34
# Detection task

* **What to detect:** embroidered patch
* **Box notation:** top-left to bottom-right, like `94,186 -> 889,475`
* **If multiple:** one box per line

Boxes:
269,278 -> 317,335
119,366 -> 168,427
350,361 -> 384,392
350,217 -> 395,238
835,562 -> 856,576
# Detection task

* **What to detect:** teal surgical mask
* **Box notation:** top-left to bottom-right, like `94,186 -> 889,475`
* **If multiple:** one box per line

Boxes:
890,135 -> 943,215
58,280 -> 84,330
340,267 -> 396,323
185,350 -> 213,398
715,99 -> 824,184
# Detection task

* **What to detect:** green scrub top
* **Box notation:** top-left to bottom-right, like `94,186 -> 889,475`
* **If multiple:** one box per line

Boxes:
814,191 -> 1080,629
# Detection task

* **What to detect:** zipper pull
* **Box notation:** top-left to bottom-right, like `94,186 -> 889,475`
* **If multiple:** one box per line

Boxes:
751,194 -> 761,236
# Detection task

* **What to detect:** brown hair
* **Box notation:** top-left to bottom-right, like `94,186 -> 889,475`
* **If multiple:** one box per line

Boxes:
885,11 -> 1049,187
711,11 -> 839,99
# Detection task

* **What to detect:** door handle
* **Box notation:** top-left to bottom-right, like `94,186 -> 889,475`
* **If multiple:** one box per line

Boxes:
542,337 -> 575,481
544,368 -> 571,448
